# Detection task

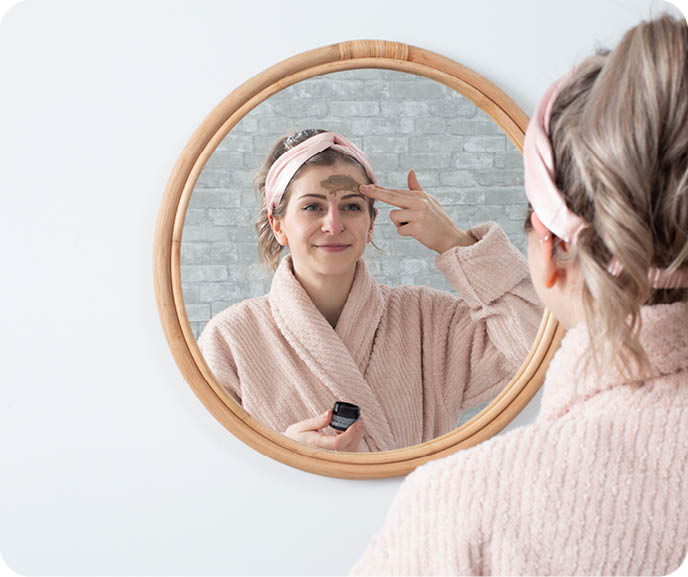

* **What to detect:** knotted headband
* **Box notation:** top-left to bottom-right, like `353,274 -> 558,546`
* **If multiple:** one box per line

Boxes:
523,73 -> 688,289
265,131 -> 377,218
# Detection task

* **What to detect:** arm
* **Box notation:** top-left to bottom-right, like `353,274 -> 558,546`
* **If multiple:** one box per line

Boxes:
198,319 -> 367,451
434,221 -> 543,410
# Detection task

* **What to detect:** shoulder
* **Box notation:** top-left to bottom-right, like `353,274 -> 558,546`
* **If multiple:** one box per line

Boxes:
394,420 -> 565,521
199,295 -> 271,341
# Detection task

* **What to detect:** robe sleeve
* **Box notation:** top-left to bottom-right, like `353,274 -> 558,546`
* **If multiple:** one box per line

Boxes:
197,318 -> 242,405
426,221 -> 543,416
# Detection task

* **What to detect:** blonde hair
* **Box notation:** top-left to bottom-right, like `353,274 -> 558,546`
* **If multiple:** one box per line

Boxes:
541,15 -> 688,379
254,129 -> 375,272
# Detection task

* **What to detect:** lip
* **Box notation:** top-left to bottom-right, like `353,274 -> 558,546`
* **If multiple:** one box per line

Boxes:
314,244 -> 351,252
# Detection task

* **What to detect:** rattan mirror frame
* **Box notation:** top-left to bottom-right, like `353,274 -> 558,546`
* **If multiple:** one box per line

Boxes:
154,39 -> 566,479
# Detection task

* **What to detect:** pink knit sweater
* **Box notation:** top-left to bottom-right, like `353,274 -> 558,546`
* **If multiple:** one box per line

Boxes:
198,222 -> 542,451
351,302 -> 688,574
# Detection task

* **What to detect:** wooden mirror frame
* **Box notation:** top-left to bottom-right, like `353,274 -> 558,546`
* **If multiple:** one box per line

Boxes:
154,40 -> 566,479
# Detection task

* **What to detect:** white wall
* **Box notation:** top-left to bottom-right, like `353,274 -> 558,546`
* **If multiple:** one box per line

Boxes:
1,0 -> 683,574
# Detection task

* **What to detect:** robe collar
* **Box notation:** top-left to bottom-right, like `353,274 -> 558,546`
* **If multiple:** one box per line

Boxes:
268,255 -> 393,450
538,302 -> 688,421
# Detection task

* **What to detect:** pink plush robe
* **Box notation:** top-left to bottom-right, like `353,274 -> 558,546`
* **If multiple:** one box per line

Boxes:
351,302 -> 688,574
198,222 -> 542,452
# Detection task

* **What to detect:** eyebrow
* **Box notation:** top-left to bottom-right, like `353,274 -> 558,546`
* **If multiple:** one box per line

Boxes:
298,193 -> 366,200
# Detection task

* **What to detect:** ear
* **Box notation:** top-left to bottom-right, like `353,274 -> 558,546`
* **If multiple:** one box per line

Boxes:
530,211 -> 563,289
269,214 -> 288,246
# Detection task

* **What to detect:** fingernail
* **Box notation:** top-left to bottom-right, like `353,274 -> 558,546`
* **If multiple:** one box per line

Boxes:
359,184 -> 371,191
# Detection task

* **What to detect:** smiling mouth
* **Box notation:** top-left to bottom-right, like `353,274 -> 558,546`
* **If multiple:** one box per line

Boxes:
314,244 -> 351,251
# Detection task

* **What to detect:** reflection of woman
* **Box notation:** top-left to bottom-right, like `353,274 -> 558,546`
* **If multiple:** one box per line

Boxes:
198,128 -> 542,452
352,15 -> 688,574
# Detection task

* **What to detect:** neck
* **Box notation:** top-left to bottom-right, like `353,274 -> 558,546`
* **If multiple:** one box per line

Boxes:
291,261 -> 356,328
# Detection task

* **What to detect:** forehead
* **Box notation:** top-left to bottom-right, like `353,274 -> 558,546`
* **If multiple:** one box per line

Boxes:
290,160 -> 368,191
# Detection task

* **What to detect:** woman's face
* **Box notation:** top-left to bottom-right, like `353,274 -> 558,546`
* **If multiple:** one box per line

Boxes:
271,161 -> 375,279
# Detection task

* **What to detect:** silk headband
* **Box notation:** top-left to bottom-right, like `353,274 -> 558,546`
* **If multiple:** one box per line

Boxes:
265,132 -> 377,218
523,73 -> 688,289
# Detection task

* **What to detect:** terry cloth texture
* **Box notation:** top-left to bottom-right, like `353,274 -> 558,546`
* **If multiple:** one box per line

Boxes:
198,221 -> 542,452
351,302 -> 688,574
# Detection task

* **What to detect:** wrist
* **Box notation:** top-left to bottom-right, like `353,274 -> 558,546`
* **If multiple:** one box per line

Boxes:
435,230 -> 476,254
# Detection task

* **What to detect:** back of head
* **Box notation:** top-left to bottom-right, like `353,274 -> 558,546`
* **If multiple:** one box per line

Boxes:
548,14 -> 688,376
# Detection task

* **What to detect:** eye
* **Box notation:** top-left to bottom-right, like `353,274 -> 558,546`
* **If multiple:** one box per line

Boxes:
301,203 -> 322,212
343,203 -> 363,211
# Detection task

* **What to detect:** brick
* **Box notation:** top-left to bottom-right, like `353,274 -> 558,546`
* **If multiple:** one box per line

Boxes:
244,153 -> 267,170
194,169 -> 233,188
209,242 -> 240,265
505,203 -> 529,220
180,242 -> 212,265
381,101 -> 428,118
199,282 -> 243,302
379,171 -> 440,188
185,304 -> 211,322
183,209 -> 209,226
478,168 -> 524,187
257,118 -> 300,135
228,225 -> 259,242
363,136 -> 408,153
398,118 -> 416,134
216,133 -> 253,153
182,284 -> 200,304
204,150 -> 245,171
350,117 -> 396,135
401,259 -> 430,275
368,153 -> 399,171
211,302 -> 237,317
229,116 -> 259,133
493,152 -> 523,169
482,186 -> 526,204
429,98 -> 477,118
307,118 -> 353,135
329,101 -> 380,117
454,153 -> 494,169
464,136 -> 505,152
411,135 -> 464,153
415,118 -> 446,134
323,80 -> 366,99
208,207 -> 255,226
181,265 -> 228,283
439,170 -> 478,187
271,100 -> 328,118
433,188 -> 485,206
245,99 -> 275,116
399,153 -> 451,169
447,119 -> 504,136
191,189 -> 241,209
182,226 -> 228,242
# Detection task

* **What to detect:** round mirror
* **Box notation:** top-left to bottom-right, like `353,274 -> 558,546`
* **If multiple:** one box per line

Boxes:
154,40 -> 565,478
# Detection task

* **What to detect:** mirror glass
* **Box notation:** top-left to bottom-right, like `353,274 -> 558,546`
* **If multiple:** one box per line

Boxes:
180,69 -> 540,451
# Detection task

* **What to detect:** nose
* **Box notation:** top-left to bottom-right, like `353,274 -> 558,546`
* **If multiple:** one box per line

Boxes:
321,205 -> 344,234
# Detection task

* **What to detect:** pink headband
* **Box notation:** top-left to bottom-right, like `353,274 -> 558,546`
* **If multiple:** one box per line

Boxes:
264,131 -> 377,218
523,71 -> 586,244
524,73 -> 688,290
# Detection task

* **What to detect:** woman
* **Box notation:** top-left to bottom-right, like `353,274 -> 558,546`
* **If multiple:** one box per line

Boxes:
351,14 -> 688,573
198,129 -> 542,452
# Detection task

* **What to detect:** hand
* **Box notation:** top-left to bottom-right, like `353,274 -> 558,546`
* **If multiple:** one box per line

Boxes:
359,170 -> 475,254
283,410 -> 365,452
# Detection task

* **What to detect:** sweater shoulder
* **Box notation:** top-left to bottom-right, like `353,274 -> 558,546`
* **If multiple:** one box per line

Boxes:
199,295 -> 271,339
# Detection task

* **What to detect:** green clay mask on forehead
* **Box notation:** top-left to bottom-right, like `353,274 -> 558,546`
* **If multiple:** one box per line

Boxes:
319,174 -> 363,194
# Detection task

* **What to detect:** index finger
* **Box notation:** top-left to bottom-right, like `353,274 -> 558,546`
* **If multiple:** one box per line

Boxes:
358,184 -> 417,209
